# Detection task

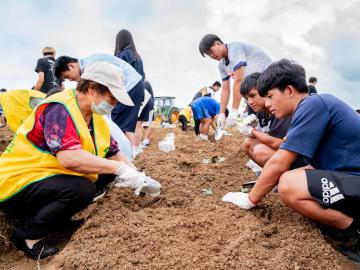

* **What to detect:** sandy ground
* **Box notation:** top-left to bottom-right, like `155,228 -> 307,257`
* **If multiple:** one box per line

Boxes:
0,126 -> 358,270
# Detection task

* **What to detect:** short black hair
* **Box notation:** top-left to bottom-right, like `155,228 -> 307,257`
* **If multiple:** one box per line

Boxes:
54,56 -> 78,79
212,81 -> 221,87
309,76 -> 317,83
356,109 -> 360,114
240,72 -> 261,96
0,88 -> 7,93
199,34 -> 223,57
257,59 -> 308,97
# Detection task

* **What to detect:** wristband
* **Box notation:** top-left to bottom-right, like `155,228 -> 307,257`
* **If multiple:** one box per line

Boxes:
248,192 -> 258,205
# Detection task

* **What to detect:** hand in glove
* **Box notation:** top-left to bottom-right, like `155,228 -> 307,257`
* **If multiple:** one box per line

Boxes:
199,133 -> 208,141
238,124 -> 255,137
226,108 -> 238,128
114,162 -> 161,196
217,113 -> 226,129
222,192 -> 257,210
242,114 -> 259,127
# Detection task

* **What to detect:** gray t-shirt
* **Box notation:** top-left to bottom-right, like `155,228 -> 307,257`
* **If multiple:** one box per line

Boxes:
218,42 -> 272,81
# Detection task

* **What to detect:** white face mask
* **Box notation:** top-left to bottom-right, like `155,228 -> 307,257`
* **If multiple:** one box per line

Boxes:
91,93 -> 115,115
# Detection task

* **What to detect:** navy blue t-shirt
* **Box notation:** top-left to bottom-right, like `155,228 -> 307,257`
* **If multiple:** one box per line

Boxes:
280,94 -> 360,175
116,48 -> 145,79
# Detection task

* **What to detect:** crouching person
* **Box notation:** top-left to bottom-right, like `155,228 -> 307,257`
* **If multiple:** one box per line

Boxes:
239,72 -> 306,169
178,105 -> 192,131
222,59 -> 360,264
0,62 -> 160,260
191,96 -> 220,140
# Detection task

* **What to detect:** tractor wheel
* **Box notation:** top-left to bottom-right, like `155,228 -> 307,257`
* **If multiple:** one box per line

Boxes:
168,107 -> 179,124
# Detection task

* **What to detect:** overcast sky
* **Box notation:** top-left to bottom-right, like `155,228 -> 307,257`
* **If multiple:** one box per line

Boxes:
0,0 -> 359,108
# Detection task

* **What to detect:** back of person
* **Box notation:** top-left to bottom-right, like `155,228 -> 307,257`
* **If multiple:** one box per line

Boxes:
281,94 -> 360,174
192,96 -> 220,118
219,42 -> 272,79
116,47 -> 145,79
35,57 -> 60,93
79,54 -> 142,93
0,89 -> 45,132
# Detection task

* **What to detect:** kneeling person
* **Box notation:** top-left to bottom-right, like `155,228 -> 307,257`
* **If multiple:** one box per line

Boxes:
239,72 -> 292,167
223,59 -> 360,263
191,96 -> 220,140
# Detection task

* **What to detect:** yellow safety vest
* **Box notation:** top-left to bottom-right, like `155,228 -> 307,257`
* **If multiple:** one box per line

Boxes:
0,90 -> 46,132
0,89 -> 110,203
179,106 -> 192,121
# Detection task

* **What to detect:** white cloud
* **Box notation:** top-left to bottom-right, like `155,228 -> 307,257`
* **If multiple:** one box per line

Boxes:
0,0 -> 358,108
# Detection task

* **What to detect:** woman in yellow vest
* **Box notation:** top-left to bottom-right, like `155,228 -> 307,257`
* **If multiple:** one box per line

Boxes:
0,62 -> 161,259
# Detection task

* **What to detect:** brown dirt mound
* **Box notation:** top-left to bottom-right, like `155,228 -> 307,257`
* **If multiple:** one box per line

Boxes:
0,127 -> 357,269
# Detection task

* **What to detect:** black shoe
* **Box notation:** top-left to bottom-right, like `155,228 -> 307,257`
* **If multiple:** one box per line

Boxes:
320,226 -> 359,243
337,243 -> 360,265
10,233 -> 59,260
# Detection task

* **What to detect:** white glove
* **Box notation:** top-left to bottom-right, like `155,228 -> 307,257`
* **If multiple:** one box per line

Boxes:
199,133 -> 208,141
217,113 -> 226,129
114,162 -> 161,196
226,108 -> 238,128
242,114 -> 259,127
222,192 -> 256,210
238,124 -> 255,137
214,127 -> 223,141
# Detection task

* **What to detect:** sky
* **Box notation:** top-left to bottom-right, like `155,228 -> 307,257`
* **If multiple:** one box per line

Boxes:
0,0 -> 359,108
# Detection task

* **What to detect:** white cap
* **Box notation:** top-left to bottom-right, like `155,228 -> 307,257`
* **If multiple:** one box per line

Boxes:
81,61 -> 134,106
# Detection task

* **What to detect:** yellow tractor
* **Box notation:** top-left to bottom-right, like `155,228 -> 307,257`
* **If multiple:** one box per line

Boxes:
153,96 -> 179,125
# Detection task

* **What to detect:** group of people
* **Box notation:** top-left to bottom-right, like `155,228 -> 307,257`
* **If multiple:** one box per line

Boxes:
0,30 -> 161,259
0,30 -> 360,264
195,34 -> 360,263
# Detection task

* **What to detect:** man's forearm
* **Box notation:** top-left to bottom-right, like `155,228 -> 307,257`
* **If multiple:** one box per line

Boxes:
252,130 -> 283,150
249,156 -> 289,202
220,86 -> 230,114
232,80 -> 242,109
34,80 -> 43,91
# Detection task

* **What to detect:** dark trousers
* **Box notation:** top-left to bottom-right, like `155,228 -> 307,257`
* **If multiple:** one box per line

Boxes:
0,175 -> 99,239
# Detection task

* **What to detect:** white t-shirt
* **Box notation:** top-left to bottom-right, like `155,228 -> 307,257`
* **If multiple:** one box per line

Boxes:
218,42 -> 272,81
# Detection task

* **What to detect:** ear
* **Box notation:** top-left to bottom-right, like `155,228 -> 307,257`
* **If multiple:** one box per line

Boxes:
286,85 -> 296,98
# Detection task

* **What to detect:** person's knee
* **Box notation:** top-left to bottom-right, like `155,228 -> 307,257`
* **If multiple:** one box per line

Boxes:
252,145 -> 271,165
242,138 -> 254,154
278,172 -> 297,205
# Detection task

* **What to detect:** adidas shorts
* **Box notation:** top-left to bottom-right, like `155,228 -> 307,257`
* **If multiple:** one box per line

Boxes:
306,170 -> 360,218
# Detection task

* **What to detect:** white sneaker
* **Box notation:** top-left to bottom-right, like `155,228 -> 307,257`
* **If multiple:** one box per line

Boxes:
140,139 -> 150,148
133,146 -> 143,159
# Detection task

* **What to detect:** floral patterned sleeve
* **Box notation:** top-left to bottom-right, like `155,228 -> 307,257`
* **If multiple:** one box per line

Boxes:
28,103 -> 120,157
43,103 -> 82,155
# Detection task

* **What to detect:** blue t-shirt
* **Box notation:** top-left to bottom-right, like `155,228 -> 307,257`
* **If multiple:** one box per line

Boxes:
280,94 -> 360,175
192,97 -> 220,120
116,48 -> 145,79
79,53 -> 142,92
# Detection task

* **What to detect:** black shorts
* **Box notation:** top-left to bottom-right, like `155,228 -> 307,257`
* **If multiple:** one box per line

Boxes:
138,97 -> 154,122
111,80 -> 144,132
306,170 -> 360,218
